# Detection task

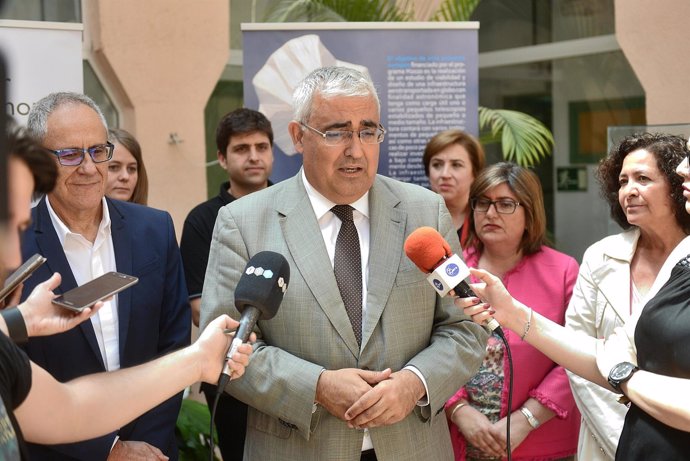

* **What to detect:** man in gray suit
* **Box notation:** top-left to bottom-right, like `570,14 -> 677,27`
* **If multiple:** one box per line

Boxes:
200,66 -> 488,461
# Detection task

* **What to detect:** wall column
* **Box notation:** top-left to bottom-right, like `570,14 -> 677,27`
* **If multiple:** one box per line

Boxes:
615,0 -> 690,125
82,0 -> 229,233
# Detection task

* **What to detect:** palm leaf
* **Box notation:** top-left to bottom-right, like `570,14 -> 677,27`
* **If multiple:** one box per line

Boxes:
264,0 -> 345,22
264,0 -> 413,23
479,106 -> 553,166
431,0 -> 482,22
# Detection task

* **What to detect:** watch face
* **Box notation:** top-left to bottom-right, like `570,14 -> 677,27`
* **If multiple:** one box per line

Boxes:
611,362 -> 636,380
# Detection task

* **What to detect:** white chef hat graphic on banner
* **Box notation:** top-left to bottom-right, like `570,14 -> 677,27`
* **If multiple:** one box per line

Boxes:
252,34 -> 371,156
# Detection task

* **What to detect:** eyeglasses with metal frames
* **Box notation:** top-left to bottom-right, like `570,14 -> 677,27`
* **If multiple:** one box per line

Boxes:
471,197 -> 521,214
48,142 -> 115,166
300,122 -> 386,146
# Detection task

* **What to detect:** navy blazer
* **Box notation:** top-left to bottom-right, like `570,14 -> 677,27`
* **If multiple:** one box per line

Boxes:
20,197 -> 191,461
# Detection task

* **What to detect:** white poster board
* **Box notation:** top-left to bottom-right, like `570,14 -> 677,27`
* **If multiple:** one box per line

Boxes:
0,20 -> 83,125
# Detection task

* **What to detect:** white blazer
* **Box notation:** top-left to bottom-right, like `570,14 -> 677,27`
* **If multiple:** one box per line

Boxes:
565,229 -> 690,460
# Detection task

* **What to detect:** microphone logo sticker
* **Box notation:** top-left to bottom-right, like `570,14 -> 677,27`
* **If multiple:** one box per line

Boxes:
278,277 -> 288,293
245,266 -> 275,279
446,264 -> 460,277
433,279 -> 444,291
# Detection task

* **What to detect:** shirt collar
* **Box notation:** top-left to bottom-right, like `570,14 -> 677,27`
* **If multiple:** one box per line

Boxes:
300,168 -> 369,220
221,180 -> 274,204
219,181 -> 234,204
45,195 -> 112,245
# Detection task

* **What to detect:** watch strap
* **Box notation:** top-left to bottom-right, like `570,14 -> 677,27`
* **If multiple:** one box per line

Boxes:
1,307 -> 28,345
608,361 -> 639,392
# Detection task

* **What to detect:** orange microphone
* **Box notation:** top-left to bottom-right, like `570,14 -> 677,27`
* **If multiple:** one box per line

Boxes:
404,226 -> 501,332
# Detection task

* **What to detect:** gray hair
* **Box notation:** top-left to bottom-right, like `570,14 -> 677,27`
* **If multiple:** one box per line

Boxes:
27,92 -> 108,142
293,66 -> 380,123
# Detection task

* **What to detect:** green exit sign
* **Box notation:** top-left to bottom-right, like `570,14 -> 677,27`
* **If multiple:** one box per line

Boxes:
556,167 -> 587,192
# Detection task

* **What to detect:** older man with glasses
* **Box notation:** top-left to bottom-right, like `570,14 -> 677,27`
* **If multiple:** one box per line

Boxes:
19,92 -> 191,461
200,66 -> 488,461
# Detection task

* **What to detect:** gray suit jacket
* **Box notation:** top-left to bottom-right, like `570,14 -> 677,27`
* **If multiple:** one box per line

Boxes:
200,173 -> 488,461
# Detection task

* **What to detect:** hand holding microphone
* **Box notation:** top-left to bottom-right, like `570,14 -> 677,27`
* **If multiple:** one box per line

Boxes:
219,251 -> 290,387
403,227 -> 502,334
193,314 -> 254,384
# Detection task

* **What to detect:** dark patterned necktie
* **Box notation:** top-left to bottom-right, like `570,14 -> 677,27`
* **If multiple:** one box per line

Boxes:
331,205 -> 363,345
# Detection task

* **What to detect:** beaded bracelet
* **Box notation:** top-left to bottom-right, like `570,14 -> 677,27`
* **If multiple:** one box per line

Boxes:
520,307 -> 533,341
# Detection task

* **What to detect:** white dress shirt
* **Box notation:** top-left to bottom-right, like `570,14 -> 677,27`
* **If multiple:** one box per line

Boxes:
46,196 -> 120,372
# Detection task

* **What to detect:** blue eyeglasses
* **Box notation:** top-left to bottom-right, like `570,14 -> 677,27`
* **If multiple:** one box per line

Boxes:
48,142 -> 115,166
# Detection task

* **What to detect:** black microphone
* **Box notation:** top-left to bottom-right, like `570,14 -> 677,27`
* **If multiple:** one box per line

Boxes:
404,227 -> 502,334
219,251 -> 290,383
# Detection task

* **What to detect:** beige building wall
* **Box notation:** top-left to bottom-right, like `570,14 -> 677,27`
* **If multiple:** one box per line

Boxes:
615,0 -> 690,125
82,0 -> 229,235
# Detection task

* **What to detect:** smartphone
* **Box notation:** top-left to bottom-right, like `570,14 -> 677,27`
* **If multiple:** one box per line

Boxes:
0,253 -> 47,303
52,271 -> 139,312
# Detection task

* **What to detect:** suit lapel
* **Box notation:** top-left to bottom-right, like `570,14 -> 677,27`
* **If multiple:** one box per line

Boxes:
34,198 -> 104,367
278,176 -> 361,358
108,199 -> 133,354
593,260 -> 631,320
592,230 -> 637,321
361,177 -> 405,349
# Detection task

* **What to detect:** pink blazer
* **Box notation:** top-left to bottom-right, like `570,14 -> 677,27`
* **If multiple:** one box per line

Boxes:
446,245 -> 581,460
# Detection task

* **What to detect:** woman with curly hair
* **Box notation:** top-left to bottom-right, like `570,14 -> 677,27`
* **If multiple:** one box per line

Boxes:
459,133 -> 690,460
564,133 -> 690,460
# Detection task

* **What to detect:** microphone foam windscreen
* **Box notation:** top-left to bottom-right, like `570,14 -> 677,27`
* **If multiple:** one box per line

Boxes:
403,226 -> 452,273
234,251 -> 290,320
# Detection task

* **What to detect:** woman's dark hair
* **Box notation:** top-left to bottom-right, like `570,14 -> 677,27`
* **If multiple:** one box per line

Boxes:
597,132 -> 690,232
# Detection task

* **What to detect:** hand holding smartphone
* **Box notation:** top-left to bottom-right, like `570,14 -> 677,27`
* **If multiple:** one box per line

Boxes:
52,272 -> 139,312
0,253 -> 47,304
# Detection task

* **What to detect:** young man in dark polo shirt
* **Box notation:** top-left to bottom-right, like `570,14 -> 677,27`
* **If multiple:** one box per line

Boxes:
180,108 -> 273,461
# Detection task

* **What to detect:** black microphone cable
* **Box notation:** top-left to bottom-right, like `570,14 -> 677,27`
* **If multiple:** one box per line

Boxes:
495,325 -> 514,461
464,302 -> 513,461
403,228 -> 516,459
206,250 -> 290,461
209,375 -> 229,461
209,336 -> 244,461
454,290 -> 514,460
